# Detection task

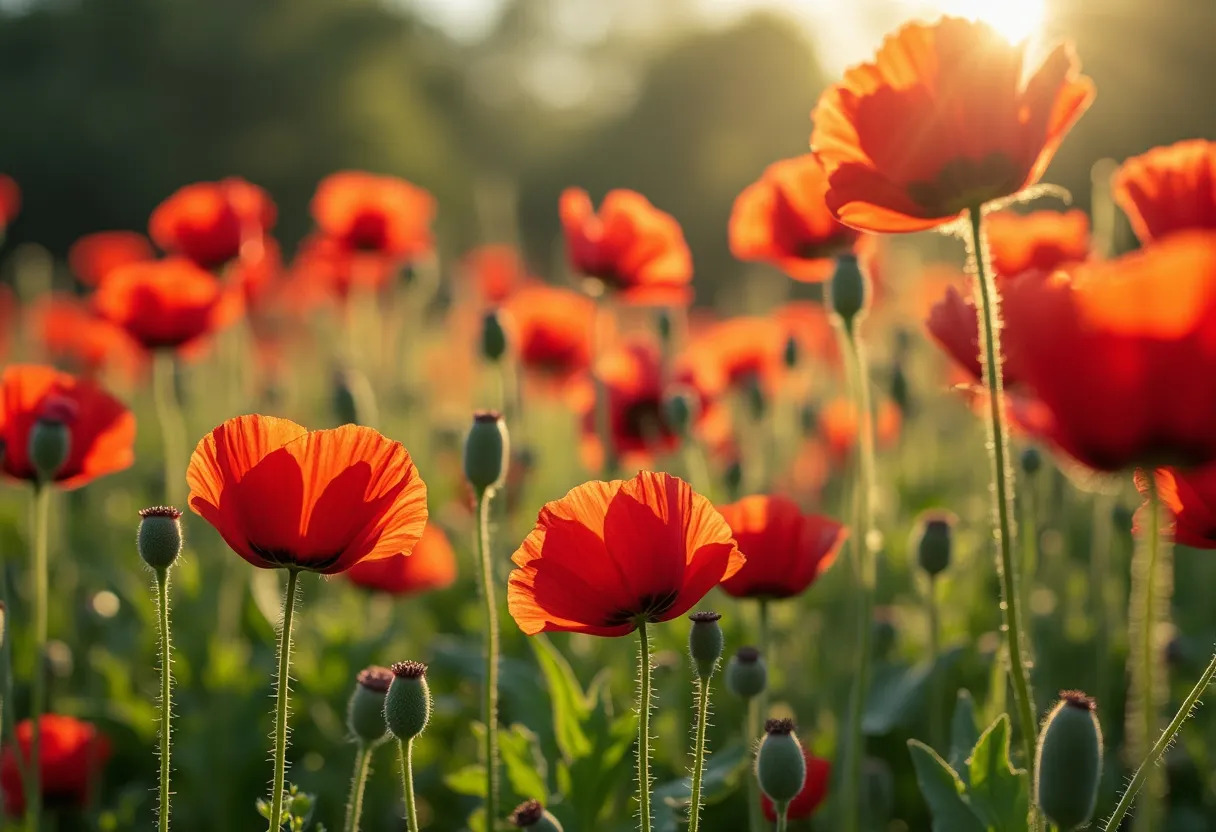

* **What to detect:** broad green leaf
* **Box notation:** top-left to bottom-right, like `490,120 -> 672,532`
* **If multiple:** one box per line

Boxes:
500,723 -> 550,804
950,689 -> 980,786
530,634 -> 593,760
569,709 -> 638,829
443,764 -> 486,797
966,715 -> 1029,832
864,647 -> 964,736
654,742 -> 750,811
908,740 -> 985,832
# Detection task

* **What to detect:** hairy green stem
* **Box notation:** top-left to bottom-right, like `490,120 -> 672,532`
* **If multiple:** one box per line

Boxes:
266,569 -> 300,832
687,674 -> 713,832
343,744 -> 372,832
927,575 -> 943,751
398,739 -> 419,832
155,567 -> 173,832
775,802 -> 790,832
636,621 -> 654,832
25,484 -> 50,832
757,599 -> 771,722
474,488 -> 500,825
745,702 -> 762,832
152,351 -> 187,507
1090,492 -> 1114,715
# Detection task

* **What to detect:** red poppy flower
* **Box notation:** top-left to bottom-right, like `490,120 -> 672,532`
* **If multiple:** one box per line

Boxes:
289,232 -> 398,304
462,245 -> 531,304
1136,466 -> 1216,549
187,415 -> 428,574
925,284 -> 986,383
716,495 -> 846,599
67,231 -> 154,287
0,175 -> 19,228
32,295 -> 144,379
560,188 -> 693,304
1113,140 -> 1216,244
503,285 -> 595,384
149,178 -> 276,270
93,257 -> 237,351
0,365 -> 134,489
506,471 -> 744,636
676,316 -> 792,401
985,209 -> 1091,277
1002,232 -> 1216,472
1,715 -> 110,816
819,397 -> 902,464
729,154 -> 864,281
311,171 -> 435,260
811,17 -> 1094,232
346,523 -> 456,594
761,747 -> 831,821
579,340 -> 681,465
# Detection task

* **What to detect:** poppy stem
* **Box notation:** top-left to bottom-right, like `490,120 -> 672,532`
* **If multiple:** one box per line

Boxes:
266,568 -> 301,832
964,208 -> 1038,787
397,739 -> 419,832
25,483 -> 50,832
474,488 -> 500,826
0,572 -> 27,805
152,351 -> 187,507
926,574 -> 942,751
744,702 -> 762,832
687,672 -> 714,832
636,620 -> 654,832
1089,492 -> 1114,720
343,743 -> 372,832
775,802 -> 790,832
756,599 -> 771,721
154,566 -> 173,832
1104,645 -> 1216,832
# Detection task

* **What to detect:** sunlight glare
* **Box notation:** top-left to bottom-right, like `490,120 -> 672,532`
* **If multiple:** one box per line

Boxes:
918,0 -> 1048,44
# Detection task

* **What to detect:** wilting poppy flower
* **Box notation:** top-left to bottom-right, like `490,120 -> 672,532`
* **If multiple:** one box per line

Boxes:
729,154 -> 864,281
462,245 -> 531,304
149,178 -> 276,270
0,715 -> 110,816
819,397 -> 902,464
1113,139 -> 1216,243
311,171 -> 435,260
502,284 -> 595,384
32,295 -> 144,379
985,209 -> 1091,277
94,257 -> 237,351
0,175 -> 19,229
811,17 -> 1094,232
506,471 -> 744,636
346,523 -> 456,594
187,414 -> 428,574
579,340 -> 681,465
560,188 -> 693,304
67,231 -> 154,287
0,365 -> 134,488
1003,232 -> 1216,472
761,747 -> 831,821
717,495 -> 846,599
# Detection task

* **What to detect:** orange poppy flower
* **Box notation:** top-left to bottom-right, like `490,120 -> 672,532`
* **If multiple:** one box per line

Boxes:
67,231 -> 154,287
1113,139 -> 1216,244
1136,466 -> 1216,550
717,495 -> 846,599
149,178 -> 276,270
94,257 -> 237,351
506,471 -> 744,636
579,340 -> 682,465
311,171 -> 435,260
729,154 -> 864,281
462,245 -> 531,304
819,397 -> 902,464
985,209 -> 1091,277
0,175 -> 19,229
560,188 -> 693,304
1,715 -> 110,816
762,747 -> 831,821
811,17 -> 1094,232
346,523 -> 456,595
0,365 -> 135,488
502,284 -> 595,384
1002,232 -> 1216,472
187,415 -> 428,574
32,295 -> 144,379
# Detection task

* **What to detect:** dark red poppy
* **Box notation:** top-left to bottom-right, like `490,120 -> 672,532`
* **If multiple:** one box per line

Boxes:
346,523 -> 456,594
462,245 -> 531,304
560,188 -> 693,304
0,175 -> 19,229
716,495 -> 846,599
985,209 -> 1091,277
506,471 -> 744,636
579,340 -> 680,465
0,715 -> 110,816
811,17 -> 1094,232
67,231 -> 154,287
149,178 -> 275,270
32,295 -> 144,379
311,171 -> 435,260
187,415 -> 428,574
1113,140 -> 1216,244
761,747 -> 831,821
93,257 -> 237,351
729,154 -> 864,281
1136,466 -> 1216,549
503,284 -> 595,385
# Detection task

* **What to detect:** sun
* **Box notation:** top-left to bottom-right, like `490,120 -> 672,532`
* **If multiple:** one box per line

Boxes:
919,0 -> 1048,44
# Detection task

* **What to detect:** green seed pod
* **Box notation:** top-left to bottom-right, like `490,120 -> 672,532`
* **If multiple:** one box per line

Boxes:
347,666 -> 393,746
872,609 -> 897,660
385,661 -> 432,740
782,335 -> 799,369
913,511 -> 955,578
662,387 -> 698,439
481,310 -> 509,362
464,411 -> 509,496
688,611 -> 724,680
1020,447 -> 1043,476
756,719 -> 806,805
827,253 -> 870,330
656,309 -> 673,345
1034,691 -> 1103,831
137,506 -> 183,571
29,400 -> 75,482
725,646 -> 767,700
508,799 -> 565,831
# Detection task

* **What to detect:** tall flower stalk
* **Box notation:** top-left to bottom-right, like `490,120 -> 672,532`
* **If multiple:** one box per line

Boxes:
266,569 -> 301,831
636,620 -> 654,832
24,484 -> 49,832
686,612 -> 724,832
385,662 -> 431,832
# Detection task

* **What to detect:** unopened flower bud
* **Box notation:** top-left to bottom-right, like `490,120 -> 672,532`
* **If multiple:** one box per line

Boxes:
347,666 -> 393,746
890,362 -> 910,415
688,611 -> 724,680
481,310 -> 509,362
332,367 -> 377,427
29,398 -> 76,482
1020,447 -> 1042,476
509,799 -> 564,831
724,459 -> 743,501
913,511 -> 955,578
385,661 -> 431,740
828,253 -> 870,330
137,506 -> 183,571
662,388 -> 698,439
726,646 -> 767,700
464,411 -> 509,496
783,335 -> 799,369
756,719 -> 806,807
1035,691 -> 1103,831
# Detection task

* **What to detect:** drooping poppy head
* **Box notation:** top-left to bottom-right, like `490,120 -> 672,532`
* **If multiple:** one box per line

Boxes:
984,209 -> 1092,278
67,231 -> 155,287
502,284 -> 595,385
729,154 -> 864,282
93,257 -> 237,351
462,245 -> 531,305
0,175 -> 19,229
579,340 -> 681,466
311,171 -> 435,261
716,495 -> 846,599
149,178 -> 276,270
506,471 -> 744,637
560,188 -> 693,304
32,295 -> 144,380
1135,466 -> 1216,550
346,522 -> 456,595
1002,232 -> 1216,472
1113,140 -> 1216,244
819,397 -> 902,465
811,17 -> 1094,232
187,415 -> 428,574
0,365 -> 135,488
761,746 -> 831,821
0,715 -> 110,816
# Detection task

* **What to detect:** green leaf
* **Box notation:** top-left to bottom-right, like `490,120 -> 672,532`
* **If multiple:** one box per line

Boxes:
500,723 -> 550,804
443,764 -> 486,797
966,715 -> 1029,832
654,742 -> 750,812
950,689 -> 980,786
907,740 -> 985,832
530,634 -> 593,760
864,647 -> 964,736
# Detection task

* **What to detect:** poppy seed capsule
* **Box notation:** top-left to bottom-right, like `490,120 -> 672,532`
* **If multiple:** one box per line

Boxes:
385,661 -> 431,740
481,310 -> 508,362
662,388 -> 698,439
29,403 -> 75,482
137,506 -> 183,571
1034,691 -> 1103,830
913,512 -> 955,577
724,459 -> 744,499
464,411 -> 509,495
756,719 -> 807,805
828,253 -> 869,329
688,611 -> 724,680
726,646 -> 767,699
783,335 -> 799,369
508,798 -> 565,831
347,666 -> 393,745
1021,447 -> 1043,475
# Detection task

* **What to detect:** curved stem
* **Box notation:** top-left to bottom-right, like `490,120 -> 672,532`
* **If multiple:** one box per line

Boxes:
927,575 -> 943,751
155,568 -> 173,832
474,488 -> 501,826
266,569 -> 301,832
25,484 -> 50,832
636,621 -> 654,832
687,675 -> 713,832
398,739 -> 419,832
965,209 -> 1038,781
744,703 -> 762,832
343,744 -> 372,832
152,351 -> 187,507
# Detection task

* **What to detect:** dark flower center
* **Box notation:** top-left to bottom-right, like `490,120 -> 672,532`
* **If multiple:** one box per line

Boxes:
602,589 -> 680,627
906,152 -> 1021,216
